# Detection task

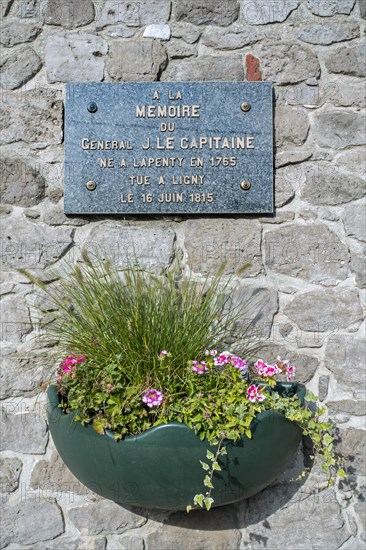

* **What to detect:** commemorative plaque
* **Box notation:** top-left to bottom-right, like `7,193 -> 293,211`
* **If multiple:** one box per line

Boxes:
64,82 -> 273,214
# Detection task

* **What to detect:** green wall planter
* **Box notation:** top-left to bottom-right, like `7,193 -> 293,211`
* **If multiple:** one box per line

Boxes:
47,383 -> 306,510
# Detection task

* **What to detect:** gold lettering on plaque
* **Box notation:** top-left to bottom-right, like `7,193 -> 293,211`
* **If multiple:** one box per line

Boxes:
136,105 -> 200,118
100,158 -> 114,168
120,193 -> 134,203
180,136 -> 254,150
172,175 -> 205,185
158,193 -> 184,203
81,138 -> 133,150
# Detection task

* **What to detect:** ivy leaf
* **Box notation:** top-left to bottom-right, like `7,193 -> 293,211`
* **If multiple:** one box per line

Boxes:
323,434 -> 333,447
92,418 -> 105,435
200,461 -> 210,471
337,468 -> 346,478
194,494 -> 204,507
204,497 -> 214,511
186,505 -> 192,513
304,391 -> 318,403
206,450 -> 215,460
204,475 -> 214,488
212,461 -> 222,471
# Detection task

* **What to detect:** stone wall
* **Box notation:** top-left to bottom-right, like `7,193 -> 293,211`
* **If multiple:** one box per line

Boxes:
0,0 -> 365,548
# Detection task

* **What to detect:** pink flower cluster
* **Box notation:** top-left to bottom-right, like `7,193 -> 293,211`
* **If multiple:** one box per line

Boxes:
192,360 -> 209,375
254,359 -> 282,377
142,389 -> 164,408
214,352 -> 248,371
254,357 -> 295,382
247,384 -> 266,403
60,354 -> 85,373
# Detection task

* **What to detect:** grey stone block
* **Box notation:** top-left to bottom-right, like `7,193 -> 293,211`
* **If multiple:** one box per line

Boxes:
45,33 -> 108,83
257,42 -> 320,84
0,409 -> 48,454
0,157 -> 45,207
0,498 -> 64,547
30,452 -> 86,495
0,91 -> 63,147
0,295 -> 32,344
108,40 -> 167,81
96,0 -> 171,30
0,353 -> 50,399
79,223 -> 175,272
162,55 -> 244,81
297,21 -> 359,45
326,334 -> 366,394
284,289 -> 363,332
0,47 -> 42,90
171,23 -> 201,44
201,25 -> 264,50
146,505 -> 240,550
312,111 -> 366,148
344,199 -> 366,242
174,0 -> 239,26
45,0 -> 95,29
0,21 -> 41,47
0,456 -> 22,492
184,218 -> 262,276
0,217 -> 73,269
243,0 -> 300,24
68,501 -> 146,535
307,0 -> 355,15
325,44 -> 366,77
301,162 -> 366,206
244,485 -> 349,549
275,106 -> 309,149
264,224 -> 349,284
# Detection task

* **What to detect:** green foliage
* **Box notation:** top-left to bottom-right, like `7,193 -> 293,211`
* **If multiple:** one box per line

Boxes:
22,256 -> 258,376
24,257 -> 345,512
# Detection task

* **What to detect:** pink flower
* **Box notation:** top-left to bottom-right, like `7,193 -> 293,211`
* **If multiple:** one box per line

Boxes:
254,359 -> 281,377
247,384 -> 266,403
232,356 -> 248,370
192,360 -> 209,375
286,365 -> 296,381
60,354 -> 85,373
214,353 -> 232,366
142,389 -> 164,408
275,356 -> 296,381
159,350 -> 168,357
214,352 -> 247,371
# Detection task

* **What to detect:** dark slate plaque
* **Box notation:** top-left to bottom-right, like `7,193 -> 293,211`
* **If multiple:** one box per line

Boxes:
64,82 -> 273,214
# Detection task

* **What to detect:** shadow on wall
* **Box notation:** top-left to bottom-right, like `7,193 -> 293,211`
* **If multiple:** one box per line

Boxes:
116,458 -> 311,531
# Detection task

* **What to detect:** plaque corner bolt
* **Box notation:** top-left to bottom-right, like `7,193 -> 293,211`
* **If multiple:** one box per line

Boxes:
87,102 -> 98,113
241,102 -> 251,112
86,180 -> 97,191
240,181 -> 251,191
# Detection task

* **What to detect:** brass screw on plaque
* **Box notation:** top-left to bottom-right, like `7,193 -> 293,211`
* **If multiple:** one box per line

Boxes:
86,180 -> 97,191
240,181 -> 251,190
87,102 -> 98,113
241,102 -> 251,112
